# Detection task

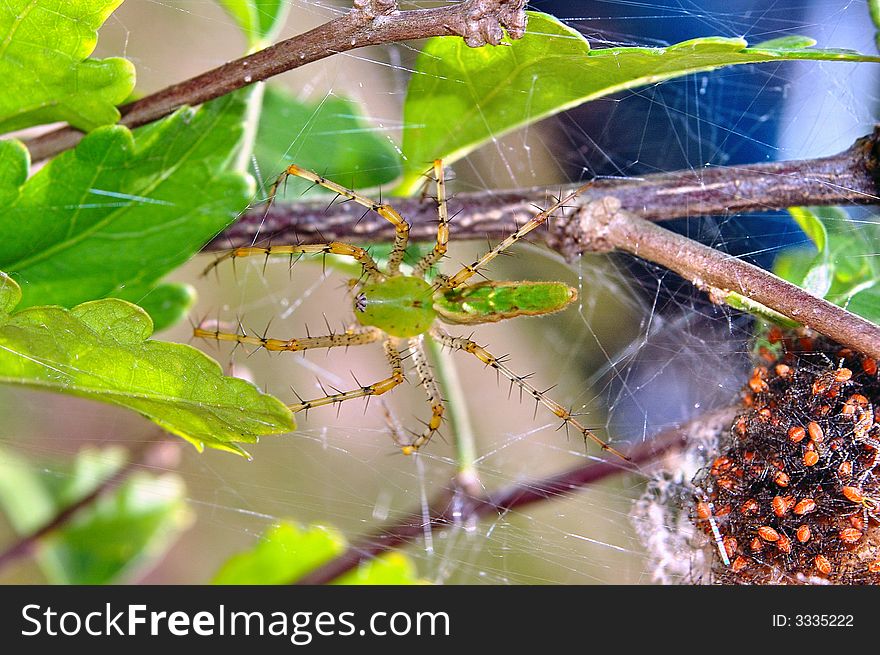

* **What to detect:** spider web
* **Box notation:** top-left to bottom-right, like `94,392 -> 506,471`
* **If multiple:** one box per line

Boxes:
1,0 -> 878,585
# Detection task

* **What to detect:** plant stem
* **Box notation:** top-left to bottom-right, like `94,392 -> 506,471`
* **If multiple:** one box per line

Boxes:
23,0 -> 527,163
425,336 -> 480,494
292,407 -> 738,584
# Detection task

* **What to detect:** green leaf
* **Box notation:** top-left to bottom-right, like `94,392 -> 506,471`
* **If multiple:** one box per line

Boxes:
774,206 -> 880,323
400,11 -> 880,191
217,0 -> 289,47
847,284 -> 880,320
46,471 -> 190,584
213,521 -> 423,584
213,522 -> 344,584
0,91 -> 254,312
255,85 -> 402,192
115,282 -> 197,333
333,552 -> 422,585
0,273 -> 294,455
0,0 -> 135,133
0,447 -> 191,584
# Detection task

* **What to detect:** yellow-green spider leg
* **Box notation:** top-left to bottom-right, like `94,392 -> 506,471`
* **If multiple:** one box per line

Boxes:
201,242 -> 383,280
193,324 -> 383,353
402,336 -> 446,455
444,183 -> 591,290
269,164 -> 410,275
414,159 -> 449,278
289,337 -> 406,418
430,327 -> 630,461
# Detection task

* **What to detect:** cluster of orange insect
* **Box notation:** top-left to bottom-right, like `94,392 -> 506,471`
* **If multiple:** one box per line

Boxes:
692,329 -> 880,584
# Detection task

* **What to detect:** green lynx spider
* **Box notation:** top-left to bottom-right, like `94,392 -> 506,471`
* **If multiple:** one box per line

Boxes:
195,161 -> 629,461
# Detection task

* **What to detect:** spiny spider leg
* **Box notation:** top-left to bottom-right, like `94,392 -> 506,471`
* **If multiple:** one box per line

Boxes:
444,182 -> 592,289
289,338 -> 406,419
414,159 -> 449,277
269,164 -> 410,275
193,324 -> 383,353
403,336 -> 446,455
201,243 -> 383,280
430,327 -> 631,462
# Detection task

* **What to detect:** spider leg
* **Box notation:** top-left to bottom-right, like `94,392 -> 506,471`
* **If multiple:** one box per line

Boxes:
430,327 -> 630,462
443,182 -> 592,289
414,159 -> 449,277
289,337 -> 405,416
193,324 -> 383,353
402,336 -> 446,455
202,243 -> 383,280
269,164 -> 410,275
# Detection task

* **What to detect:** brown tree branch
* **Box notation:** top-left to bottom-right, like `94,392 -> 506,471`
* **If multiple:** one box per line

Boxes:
548,196 -> 880,361
293,407 -> 737,584
23,0 -> 527,163
210,127 -> 880,248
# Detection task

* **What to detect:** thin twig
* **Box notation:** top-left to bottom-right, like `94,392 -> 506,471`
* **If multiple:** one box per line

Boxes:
23,0 -> 527,163
293,408 -> 737,584
0,440 -> 178,572
210,127 -> 880,248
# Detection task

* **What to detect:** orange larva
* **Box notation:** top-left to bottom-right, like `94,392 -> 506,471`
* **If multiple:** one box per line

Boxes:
793,498 -> 816,515
717,477 -> 737,492
787,426 -> 806,443
774,471 -> 790,487
775,364 -> 791,378
711,456 -> 732,475
771,496 -> 789,517
723,537 -> 738,559
815,555 -> 832,575
807,421 -> 824,443
803,451 -> 819,467
732,556 -> 748,573
750,537 -> 763,552
695,502 -> 711,520
834,367 -> 852,383
842,486 -> 864,504
758,526 -> 780,542
776,535 -> 792,554
850,393 -> 869,408
749,377 -> 768,394
863,358 -> 878,376
740,498 -> 759,515
839,527 -> 862,543
869,560 -> 880,574
796,525 -> 811,543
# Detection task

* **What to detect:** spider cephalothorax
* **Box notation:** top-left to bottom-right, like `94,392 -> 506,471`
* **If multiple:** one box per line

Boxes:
196,161 -> 628,461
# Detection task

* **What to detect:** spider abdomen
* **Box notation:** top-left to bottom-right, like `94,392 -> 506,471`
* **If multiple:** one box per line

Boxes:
355,275 -> 437,338
435,281 -> 578,325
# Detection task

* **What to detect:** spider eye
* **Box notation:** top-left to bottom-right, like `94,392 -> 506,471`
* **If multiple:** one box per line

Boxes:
354,292 -> 367,312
